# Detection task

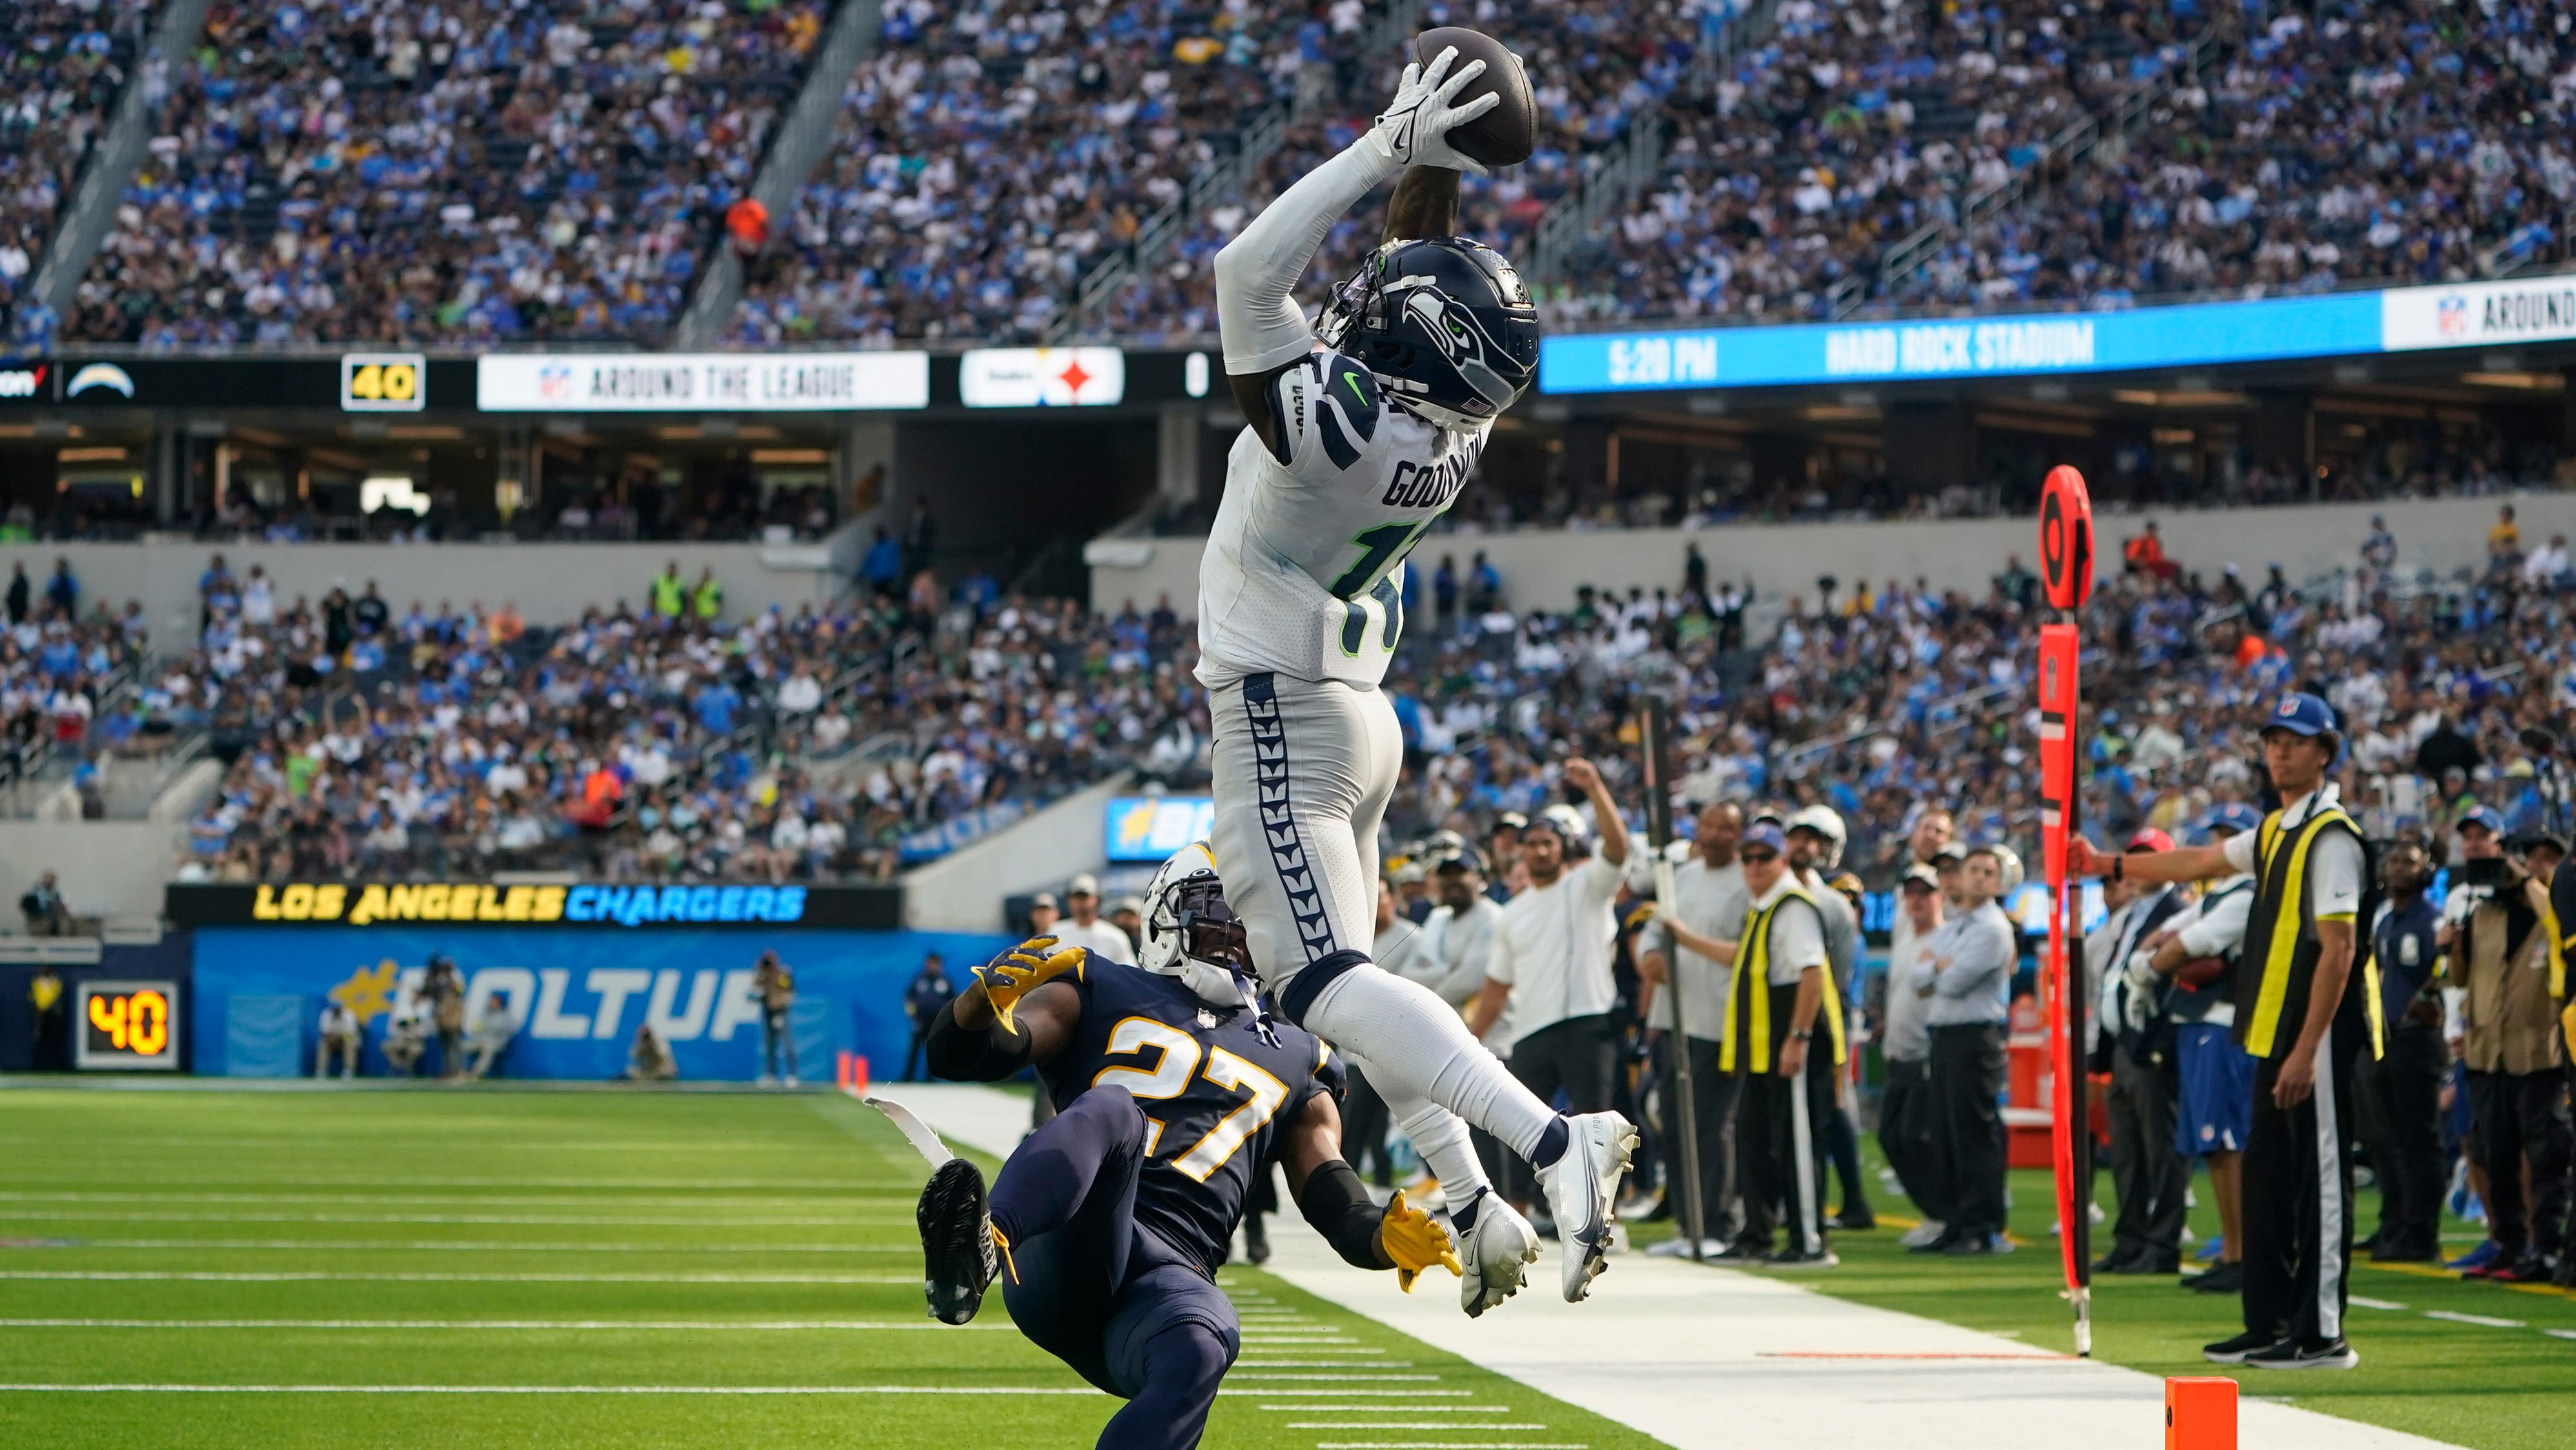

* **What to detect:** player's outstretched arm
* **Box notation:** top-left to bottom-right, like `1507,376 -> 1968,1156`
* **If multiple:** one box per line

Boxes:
1280,1092 -> 1463,1287
1219,46 -> 1497,451
929,945 -> 1083,1080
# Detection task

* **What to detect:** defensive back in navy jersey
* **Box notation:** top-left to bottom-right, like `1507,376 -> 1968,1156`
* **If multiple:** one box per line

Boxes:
1040,954 -> 1342,1275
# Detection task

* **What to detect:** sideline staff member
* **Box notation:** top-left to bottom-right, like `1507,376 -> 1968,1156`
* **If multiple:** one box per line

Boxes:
2073,693 -> 2372,1371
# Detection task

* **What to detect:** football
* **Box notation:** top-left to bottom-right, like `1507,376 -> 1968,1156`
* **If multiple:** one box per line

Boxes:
1412,26 -> 1535,168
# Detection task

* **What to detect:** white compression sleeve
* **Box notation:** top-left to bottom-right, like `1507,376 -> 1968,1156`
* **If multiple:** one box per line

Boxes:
1214,134 -> 1398,376
1347,1052 -> 1493,1206
1305,966 -> 1557,1161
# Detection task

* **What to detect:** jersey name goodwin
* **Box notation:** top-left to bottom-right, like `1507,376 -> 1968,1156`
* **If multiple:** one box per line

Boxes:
1197,349 -> 1492,688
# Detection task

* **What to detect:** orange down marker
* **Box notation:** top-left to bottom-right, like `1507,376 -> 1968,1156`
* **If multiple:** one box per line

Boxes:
2165,1376 -> 2236,1450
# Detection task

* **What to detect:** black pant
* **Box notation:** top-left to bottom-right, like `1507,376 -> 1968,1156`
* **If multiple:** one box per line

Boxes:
904,1027 -> 932,1083
2242,1021 -> 2359,1344
1341,1064 -> 1394,1188
1878,1055 -> 1946,1220
1502,1015 -> 1616,1205
2105,1048 -> 2187,1262
2352,1021 -> 2444,1254
1929,1023 -> 2009,1241
762,1007 -> 795,1078
1736,1049 -> 1834,1254
1658,1034 -> 1741,1243
2465,1067 -> 2573,1260
1825,1092 -> 1872,1220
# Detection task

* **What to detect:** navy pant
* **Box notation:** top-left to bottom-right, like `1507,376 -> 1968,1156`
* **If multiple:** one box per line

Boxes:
989,1087 -> 1241,1450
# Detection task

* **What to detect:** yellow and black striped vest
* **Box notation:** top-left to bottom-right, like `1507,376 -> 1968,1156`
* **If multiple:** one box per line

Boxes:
1718,885 -> 1846,1074
2235,803 -> 2376,1062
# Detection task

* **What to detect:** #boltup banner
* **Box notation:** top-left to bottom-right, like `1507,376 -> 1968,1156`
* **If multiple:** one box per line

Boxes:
191,926 -> 1011,1081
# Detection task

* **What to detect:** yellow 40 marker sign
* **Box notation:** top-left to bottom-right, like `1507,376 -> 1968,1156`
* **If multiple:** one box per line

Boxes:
341,352 -> 426,413
78,981 -> 179,1068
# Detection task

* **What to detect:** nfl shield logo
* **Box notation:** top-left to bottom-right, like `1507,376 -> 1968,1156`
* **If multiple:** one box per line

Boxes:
2437,296 -> 2468,336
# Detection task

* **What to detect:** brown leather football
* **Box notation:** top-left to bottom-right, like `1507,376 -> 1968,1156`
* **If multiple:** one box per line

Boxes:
1412,26 -> 1536,168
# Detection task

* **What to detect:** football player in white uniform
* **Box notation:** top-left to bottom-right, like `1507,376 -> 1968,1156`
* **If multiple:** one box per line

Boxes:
1201,47 -> 1636,1304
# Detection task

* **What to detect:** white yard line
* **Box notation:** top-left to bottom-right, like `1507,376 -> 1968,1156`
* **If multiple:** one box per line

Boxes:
0,1271 -> 913,1284
0,1320 -> 1013,1331
902,1083 -> 2468,1450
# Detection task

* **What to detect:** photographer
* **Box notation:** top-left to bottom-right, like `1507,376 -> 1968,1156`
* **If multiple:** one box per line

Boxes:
2441,815 -> 2571,1283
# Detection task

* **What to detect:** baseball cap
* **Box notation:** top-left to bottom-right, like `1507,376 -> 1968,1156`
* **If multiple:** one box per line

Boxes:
1110,895 -> 1144,917
2457,806 -> 2504,836
2126,827 -> 2175,853
1066,873 -> 1100,897
2260,691 -> 2337,739
1827,871 -> 1865,900
1929,841 -> 1967,864
2204,803 -> 2262,836
1901,863 -> 1940,891
1433,845 -> 1488,875
1395,861 -> 1427,885
1492,811 -> 1528,834
1740,821 -> 1789,857
1029,891 -> 1059,910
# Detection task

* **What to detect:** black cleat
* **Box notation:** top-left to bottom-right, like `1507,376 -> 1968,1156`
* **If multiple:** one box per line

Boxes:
917,1158 -> 999,1325
2202,1330 -> 2279,1365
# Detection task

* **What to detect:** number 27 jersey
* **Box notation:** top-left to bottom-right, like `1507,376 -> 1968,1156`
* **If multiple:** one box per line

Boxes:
1196,349 -> 1490,688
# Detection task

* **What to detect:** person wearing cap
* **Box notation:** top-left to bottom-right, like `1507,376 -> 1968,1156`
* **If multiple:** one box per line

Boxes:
2070,691 -> 2373,1371
1695,819 -> 1842,1267
2089,828 -> 2193,1274
902,951 -> 956,1083
1053,873 -> 1137,965
1401,847 -> 1512,1190
2354,836 -> 2444,1263
1888,807 -> 1956,963
1108,895 -> 1145,956
2137,801 -> 2261,1297
1026,891 -> 1061,940
1784,806 -> 1874,1230
1486,813 -> 1527,903
1915,843 -> 2020,1256
1635,801 -> 1750,1256
1880,863 -> 1947,1249
1470,761 -> 1632,1211
2437,812 -> 2571,1284
1395,861 -> 1435,923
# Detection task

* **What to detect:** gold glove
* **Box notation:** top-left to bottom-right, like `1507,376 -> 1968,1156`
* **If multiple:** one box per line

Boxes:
1379,1189 -> 1463,1292
974,937 -> 1084,1031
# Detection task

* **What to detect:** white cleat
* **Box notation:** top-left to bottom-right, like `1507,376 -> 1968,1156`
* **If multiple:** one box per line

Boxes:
1537,1112 -> 1638,1302
1455,1191 -> 1540,1318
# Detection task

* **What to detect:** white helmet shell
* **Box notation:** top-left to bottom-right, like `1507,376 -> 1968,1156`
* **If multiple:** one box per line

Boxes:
1139,843 -> 1255,1009
1786,804 -> 1847,870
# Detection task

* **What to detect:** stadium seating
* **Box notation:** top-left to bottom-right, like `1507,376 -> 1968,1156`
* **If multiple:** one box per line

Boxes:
66,0 -> 826,348
0,0 -> 156,340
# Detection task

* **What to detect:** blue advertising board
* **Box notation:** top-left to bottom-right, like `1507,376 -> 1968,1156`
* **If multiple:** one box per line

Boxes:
191,926 -> 1013,1081
1543,291 -> 2384,394
1106,795 -> 1217,862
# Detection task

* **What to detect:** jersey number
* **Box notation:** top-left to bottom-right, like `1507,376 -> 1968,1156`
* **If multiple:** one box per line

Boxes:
1091,1018 -> 1290,1183
1329,522 -> 1425,658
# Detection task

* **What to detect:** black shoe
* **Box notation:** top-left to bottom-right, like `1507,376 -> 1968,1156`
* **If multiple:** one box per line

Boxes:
917,1158 -> 997,1325
2186,1261 -> 2244,1294
1243,1220 -> 1272,1266
2129,1251 -> 2181,1275
2202,1330 -> 2281,1365
1908,1230 -> 1958,1254
1942,1234 -> 1998,1256
2369,1236 -> 2439,1264
1762,1247 -> 1840,1269
1640,1194 -> 1676,1223
1832,1209 -> 1878,1231
2244,1337 -> 2358,1371
2091,1247 -> 2141,1275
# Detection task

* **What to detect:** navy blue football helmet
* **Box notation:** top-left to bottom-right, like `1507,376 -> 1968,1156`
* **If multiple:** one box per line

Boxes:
1317,236 -> 1539,430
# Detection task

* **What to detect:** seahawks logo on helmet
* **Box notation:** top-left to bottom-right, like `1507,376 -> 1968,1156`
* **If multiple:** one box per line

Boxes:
1317,236 -> 1539,432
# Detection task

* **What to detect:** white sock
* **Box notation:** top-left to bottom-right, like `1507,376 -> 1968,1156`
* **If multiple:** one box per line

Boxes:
1348,1054 -> 1492,1207
1306,966 -> 1556,1161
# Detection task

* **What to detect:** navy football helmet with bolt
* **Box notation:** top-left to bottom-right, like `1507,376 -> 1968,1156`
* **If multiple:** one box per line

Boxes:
1317,236 -> 1539,432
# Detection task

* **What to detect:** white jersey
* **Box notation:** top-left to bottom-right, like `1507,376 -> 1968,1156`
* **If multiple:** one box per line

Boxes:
1197,349 -> 1491,688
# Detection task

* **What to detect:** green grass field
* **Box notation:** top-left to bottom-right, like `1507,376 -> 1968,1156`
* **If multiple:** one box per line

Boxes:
0,1085 -> 1665,1450
1630,1149 -> 2576,1450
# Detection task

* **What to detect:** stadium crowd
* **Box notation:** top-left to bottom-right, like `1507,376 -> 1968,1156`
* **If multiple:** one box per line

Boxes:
63,0 -> 827,349
0,0 -> 155,343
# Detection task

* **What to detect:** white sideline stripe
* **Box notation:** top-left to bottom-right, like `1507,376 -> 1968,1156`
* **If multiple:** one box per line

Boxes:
63,1240 -> 906,1254
2346,1296 -> 2407,1311
1235,1352 -> 1388,1360
2420,1311 -> 2524,1329
14,1178 -> 874,1192
2546,1329 -> 2576,1342
0,1212 -> 886,1227
0,1320 -> 1013,1333
1310,1443 -> 1587,1449
0,1271 -> 915,1284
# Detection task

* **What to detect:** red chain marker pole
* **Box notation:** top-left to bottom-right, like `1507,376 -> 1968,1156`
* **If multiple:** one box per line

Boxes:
2036,464 -> 2095,1356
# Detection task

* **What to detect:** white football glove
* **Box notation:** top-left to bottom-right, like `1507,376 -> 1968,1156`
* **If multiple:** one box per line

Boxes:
1370,46 -> 1501,176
